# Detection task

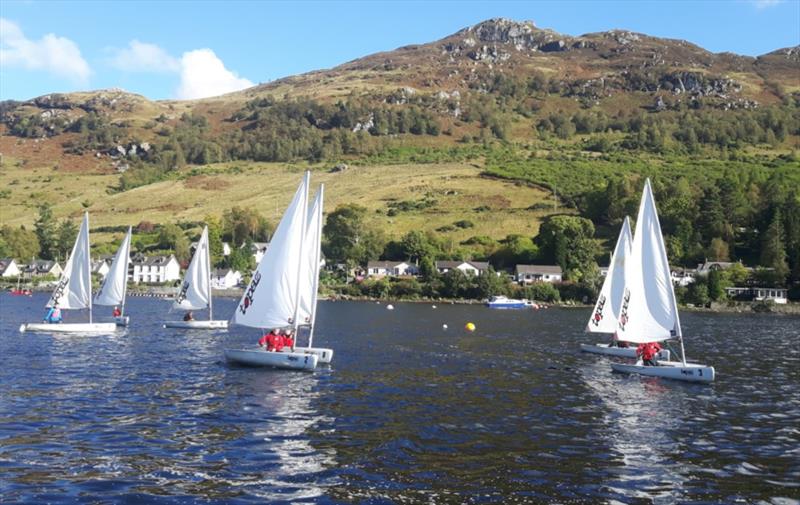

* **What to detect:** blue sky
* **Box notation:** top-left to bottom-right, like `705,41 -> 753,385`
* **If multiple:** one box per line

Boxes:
1,0 -> 798,101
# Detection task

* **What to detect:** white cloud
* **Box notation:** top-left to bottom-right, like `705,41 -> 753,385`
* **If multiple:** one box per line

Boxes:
0,18 -> 91,84
109,40 -> 180,73
175,49 -> 254,100
751,0 -> 782,9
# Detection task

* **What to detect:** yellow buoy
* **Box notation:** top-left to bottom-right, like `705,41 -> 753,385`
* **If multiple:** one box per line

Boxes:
465,322 -> 476,332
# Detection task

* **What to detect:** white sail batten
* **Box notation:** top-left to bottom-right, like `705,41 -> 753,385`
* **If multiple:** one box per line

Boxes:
94,227 -> 132,306
233,174 -> 308,329
617,179 -> 680,344
587,216 -> 631,333
298,185 -> 324,328
173,226 -> 211,311
48,212 -> 92,310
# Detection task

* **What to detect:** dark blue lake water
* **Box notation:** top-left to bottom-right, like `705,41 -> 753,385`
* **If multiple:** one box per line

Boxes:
1,293 -> 798,504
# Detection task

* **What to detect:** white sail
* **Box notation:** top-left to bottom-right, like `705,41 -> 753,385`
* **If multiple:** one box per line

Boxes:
173,226 -> 211,311
297,185 -> 324,327
94,227 -> 131,306
617,179 -> 681,344
48,212 -> 92,310
587,216 -> 632,333
233,172 -> 309,329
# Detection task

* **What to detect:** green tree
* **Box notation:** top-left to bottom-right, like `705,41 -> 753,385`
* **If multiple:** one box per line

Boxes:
535,215 -> 598,281
400,230 -> 435,264
441,269 -> 469,299
707,269 -> 730,302
228,239 -> 256,273
726,262 -> 750,285
760,209 -> 789,284
490,234 -> 538,270
158,223 -> 191,263
474,267 -> 509,299
0,225 -> 40,260
34,203 -> 57,260
687,278 -> 710,306
706,237 -> 730,262
419,255 -> 437,282
205,216 -> 224,267
323,204 -> 385,267
55,219 -> 78,261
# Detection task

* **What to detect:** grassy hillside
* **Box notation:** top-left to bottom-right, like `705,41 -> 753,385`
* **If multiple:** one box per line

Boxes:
0,155 -> 556,244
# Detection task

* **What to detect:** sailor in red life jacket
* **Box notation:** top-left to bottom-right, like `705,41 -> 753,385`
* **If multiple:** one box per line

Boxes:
258,328 -> 283,352
112,306 -> 122,318
282,328 -> 295,350
269,328 -> 285,352
636,342 -> 662,366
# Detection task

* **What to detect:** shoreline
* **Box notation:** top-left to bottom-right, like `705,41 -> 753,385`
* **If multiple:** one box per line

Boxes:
5,284 -> 798,315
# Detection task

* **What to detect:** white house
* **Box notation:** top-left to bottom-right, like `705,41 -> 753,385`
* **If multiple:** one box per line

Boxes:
22,260 -> 62,279
726,286 -> 788,304
670,267 -> 697,287
211,268 -> 242,289
249,242 -> 269,264
436,261 -> 490,276
0,258 -> 21,278
366,261 -> 419,277
92,258 -> 112,280
130,255 -> 181,284
515,265 -> 563,284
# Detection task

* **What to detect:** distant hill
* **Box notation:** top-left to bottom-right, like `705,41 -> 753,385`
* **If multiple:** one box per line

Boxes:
1,18 -> 798,266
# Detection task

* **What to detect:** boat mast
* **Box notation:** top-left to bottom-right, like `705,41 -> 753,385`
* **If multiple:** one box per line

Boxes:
206,228 -> 213,322
290,172 -> 310,349
86,213 -> 93,324
120,227 -> 131,317
308,184 -> 324,349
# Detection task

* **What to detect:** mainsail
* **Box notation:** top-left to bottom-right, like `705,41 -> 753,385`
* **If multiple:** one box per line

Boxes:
94,227 -> 132,306
586,216 -> 632,333
297,184 -> 324,327
173,226 -> 211,311
616,179 -> 681,344
233,172 -> 309,329
48,212 -> 92,310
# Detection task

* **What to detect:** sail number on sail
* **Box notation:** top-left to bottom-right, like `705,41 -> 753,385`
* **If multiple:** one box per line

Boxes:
238,271 -> 262,315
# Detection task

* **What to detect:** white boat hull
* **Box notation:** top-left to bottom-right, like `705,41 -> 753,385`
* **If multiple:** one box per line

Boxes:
163,320 -> 229,330
581,343 -> 670,361
224,348 -> 318,371
20,322 -> 118,334
611,360 -> 715,383
285,347 -> 334,364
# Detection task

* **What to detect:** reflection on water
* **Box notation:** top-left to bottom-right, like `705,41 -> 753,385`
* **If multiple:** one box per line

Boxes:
1,294 -> 799,503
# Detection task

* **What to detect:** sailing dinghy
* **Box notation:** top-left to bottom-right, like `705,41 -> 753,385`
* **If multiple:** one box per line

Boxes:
581,217 -> 670,360
611,179 -> 714,383
224,172 -> 324,371
292,183 -> 334,364
163,226 -> 228,330
94,227 -> 132,326
19,212 -> 117,334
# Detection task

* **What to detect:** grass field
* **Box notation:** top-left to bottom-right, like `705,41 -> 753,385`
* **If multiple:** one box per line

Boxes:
0,157 -> 559,246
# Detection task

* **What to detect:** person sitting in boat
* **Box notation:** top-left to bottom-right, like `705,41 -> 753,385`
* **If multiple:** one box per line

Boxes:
636,342 -> 662,366
43,306 -> 62,324
259,329 -> 284,352
282,328 -> 295,349
112,306 -> 122,318
183,310 -> 194,321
